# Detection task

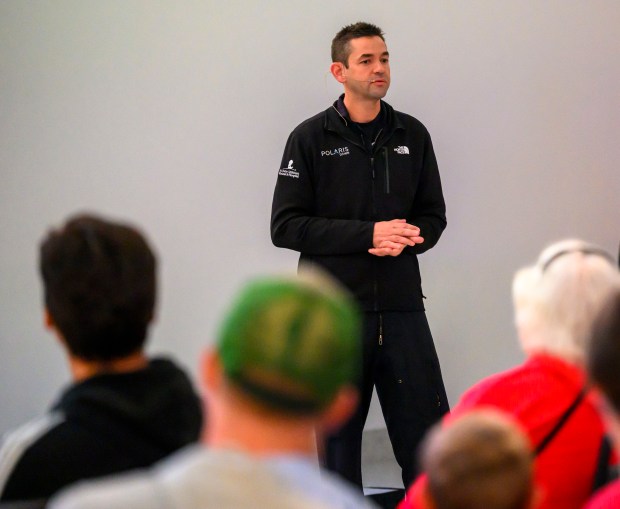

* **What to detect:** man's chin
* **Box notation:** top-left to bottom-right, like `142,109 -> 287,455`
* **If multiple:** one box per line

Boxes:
370,90 -> 389,100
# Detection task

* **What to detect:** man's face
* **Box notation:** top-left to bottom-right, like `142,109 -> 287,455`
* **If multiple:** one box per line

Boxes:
341,36 -> 390,101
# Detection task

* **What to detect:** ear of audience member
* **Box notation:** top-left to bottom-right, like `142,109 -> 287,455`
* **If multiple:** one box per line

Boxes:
420,409 -> 536,509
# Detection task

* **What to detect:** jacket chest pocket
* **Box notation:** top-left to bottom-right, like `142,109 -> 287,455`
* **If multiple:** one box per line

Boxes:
380,146 -> 418,199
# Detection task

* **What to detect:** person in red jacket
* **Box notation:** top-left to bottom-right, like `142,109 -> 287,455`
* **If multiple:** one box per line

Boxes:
399,239 -> 620,509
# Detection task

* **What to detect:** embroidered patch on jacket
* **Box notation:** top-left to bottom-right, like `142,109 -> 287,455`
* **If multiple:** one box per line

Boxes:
394,146 -> 410,155
320,146 -> 350,157
278,159 -> 300,178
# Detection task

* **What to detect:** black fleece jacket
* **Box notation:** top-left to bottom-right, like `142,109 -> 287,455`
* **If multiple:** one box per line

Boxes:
271,97 -> 446,311
0,358 -> 202,502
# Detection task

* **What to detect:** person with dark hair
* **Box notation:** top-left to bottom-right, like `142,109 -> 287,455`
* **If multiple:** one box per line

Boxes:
271,21 -> 449,490
0,214 -> 202,503
48,270 -> 378,509
584,288 -> 620,508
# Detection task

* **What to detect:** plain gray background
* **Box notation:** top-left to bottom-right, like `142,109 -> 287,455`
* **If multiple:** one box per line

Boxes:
1,1 -> 619,439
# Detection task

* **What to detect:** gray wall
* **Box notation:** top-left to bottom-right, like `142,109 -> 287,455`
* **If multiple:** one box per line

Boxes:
1,1 -> 619,435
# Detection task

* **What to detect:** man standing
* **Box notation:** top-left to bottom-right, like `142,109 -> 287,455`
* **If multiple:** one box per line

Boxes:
271,22 -> 449,490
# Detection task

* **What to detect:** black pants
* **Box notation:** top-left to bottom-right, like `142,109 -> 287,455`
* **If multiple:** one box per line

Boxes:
324,311 -> 449,490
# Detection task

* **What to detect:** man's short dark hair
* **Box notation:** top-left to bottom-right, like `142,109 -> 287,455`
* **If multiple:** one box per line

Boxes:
40,213 -> 156,361
331,21 -> 385,67
588,289 -> 620,412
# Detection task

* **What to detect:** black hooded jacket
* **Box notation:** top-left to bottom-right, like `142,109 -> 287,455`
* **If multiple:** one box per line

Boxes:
271,97 -> 446,311
0,358 -> 202,502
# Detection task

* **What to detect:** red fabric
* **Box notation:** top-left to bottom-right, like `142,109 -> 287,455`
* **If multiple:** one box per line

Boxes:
584,480 -> 620,509
397,475 -> 429,509
398,355 -> 606,509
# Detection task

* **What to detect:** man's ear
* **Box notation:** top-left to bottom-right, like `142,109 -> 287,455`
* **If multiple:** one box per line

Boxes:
317,385 -> 358,434
201,348 -> 224,393
330,62 -> 347,83
44,308 -> 54,330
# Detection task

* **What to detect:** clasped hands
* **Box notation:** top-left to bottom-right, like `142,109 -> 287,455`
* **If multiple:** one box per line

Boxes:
369,219 -> 424,257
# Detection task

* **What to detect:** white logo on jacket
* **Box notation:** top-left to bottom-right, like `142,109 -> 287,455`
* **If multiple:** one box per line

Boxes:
279,159 -> 299,178
394,146 -> 410,155
321,146 -> 350,157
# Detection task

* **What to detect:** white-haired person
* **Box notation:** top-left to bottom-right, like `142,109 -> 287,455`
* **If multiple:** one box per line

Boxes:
399,239 -> 620,509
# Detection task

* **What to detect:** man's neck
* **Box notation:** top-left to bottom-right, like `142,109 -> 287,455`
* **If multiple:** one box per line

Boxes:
69,351 -> 149,382
205,401 -> 318,457
343,95 -> 381,123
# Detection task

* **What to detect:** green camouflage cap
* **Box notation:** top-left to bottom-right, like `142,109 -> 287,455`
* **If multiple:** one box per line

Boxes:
217,269 -> 361,413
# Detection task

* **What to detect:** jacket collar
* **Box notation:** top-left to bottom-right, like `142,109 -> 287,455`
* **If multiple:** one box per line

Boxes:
325,94 -> 403,141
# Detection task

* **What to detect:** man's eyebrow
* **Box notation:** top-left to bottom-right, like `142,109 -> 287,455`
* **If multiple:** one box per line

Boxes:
357,51 -> 390,59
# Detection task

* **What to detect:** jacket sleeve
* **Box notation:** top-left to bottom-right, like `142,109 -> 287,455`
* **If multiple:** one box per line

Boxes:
408,129 -> 446,255
270,131 -> 375,255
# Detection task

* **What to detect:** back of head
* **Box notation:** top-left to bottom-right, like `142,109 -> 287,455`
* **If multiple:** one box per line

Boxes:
217,268 -> 361,415
422,409 -> 534,509
588,289 -> 620,413
40,213 -> 156,361
331,21 -> 384,65
512,239 -> 620,364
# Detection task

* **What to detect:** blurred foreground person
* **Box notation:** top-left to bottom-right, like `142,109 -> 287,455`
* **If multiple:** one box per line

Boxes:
584,289 -> 620,508
49,270 -> 378,509
400,239 -> 620,509
420,409 -> 536,509
0,214 -> 202,503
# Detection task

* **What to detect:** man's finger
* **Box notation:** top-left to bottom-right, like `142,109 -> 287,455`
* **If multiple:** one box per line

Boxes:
394,226 -> 420,236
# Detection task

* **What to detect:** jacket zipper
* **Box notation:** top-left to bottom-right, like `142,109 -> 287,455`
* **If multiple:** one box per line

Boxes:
378,313 -> 383,345
382,146 -> 390,194
370,156 -> 379,312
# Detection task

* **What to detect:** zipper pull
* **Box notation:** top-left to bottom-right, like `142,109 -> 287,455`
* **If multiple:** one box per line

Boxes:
371,157 -> 375,179
378,313 -> 383,345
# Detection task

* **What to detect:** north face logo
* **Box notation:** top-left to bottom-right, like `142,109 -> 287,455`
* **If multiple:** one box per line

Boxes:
394,146 -> 410,155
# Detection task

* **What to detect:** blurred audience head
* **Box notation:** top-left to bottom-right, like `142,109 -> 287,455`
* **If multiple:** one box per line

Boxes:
40,213 -> 156,361
588,288 -> 620,419
202,267 -> 362,443
421,409 -> 535,509
512,239 -> 619,364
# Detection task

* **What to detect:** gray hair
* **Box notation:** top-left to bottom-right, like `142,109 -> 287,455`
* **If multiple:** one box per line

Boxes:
512,239 -> 620,364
